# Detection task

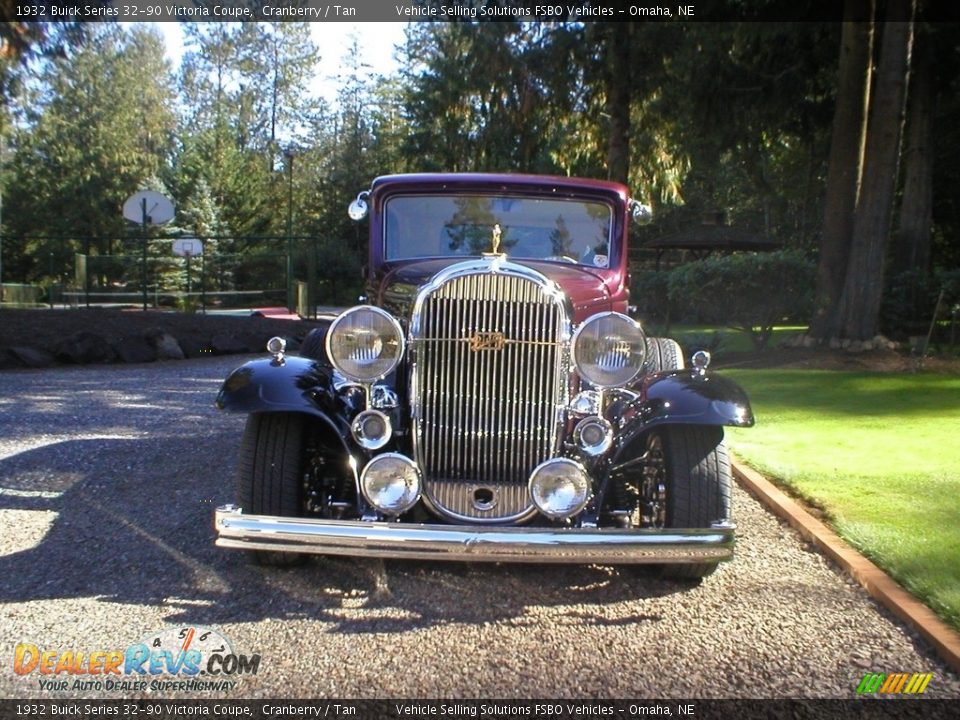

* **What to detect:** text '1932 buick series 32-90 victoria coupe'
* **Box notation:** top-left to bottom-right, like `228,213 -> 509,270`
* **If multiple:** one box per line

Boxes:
214,173 -> 754,579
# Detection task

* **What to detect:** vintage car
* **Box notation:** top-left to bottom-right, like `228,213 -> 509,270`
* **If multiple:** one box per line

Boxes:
214,173 -> 754,579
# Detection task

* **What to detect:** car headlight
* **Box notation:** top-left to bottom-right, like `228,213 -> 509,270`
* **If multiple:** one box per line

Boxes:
360,453 -> 421,515
529,458 -> 591,519
326,306 -> 404,383
571,312 -> 646,388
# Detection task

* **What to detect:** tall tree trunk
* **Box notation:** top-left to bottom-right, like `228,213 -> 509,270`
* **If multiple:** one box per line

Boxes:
893,22 -> 933,276
809,0 -> 874,340
604,23 -> 631,185
834,0 -> 916,341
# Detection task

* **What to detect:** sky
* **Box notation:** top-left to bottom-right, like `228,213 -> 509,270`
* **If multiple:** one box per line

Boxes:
150,22 -> 408,103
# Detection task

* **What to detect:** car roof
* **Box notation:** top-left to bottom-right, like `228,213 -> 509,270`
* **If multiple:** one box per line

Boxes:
370,173 -> 630,200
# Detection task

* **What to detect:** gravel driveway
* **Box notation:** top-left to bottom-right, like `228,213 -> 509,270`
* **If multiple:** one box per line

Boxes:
0,357 -> 958,700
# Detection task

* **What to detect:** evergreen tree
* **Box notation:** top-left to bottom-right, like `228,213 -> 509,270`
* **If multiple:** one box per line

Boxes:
4,24 -> 176,282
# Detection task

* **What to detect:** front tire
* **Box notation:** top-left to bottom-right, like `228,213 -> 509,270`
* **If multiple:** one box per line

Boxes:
236,412 -> 307,566
299,325 -> 329,362
645,425 -> 731,580
645,336 -> 684,372
640,337 -> 731,579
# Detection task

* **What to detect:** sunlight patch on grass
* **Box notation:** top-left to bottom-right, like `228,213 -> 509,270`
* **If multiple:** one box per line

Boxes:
725,369 -> 960,631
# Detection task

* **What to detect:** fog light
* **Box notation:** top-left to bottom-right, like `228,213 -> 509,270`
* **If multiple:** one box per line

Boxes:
529,458 -> 591,519
351,409 -> 392,450
360,453 -> 421,515
573,416 -> 613,457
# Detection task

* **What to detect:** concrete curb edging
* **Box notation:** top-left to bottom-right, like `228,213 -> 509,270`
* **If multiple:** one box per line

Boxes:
731,459 -> 960,675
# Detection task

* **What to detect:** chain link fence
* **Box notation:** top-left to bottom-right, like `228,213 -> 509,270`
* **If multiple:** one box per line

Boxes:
3,235 -> 363,315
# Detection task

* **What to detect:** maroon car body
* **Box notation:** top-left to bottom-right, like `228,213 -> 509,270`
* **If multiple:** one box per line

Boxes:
215,173 -> 754,580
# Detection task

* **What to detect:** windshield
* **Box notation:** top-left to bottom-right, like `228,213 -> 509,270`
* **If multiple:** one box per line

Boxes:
384,195 -> 613,268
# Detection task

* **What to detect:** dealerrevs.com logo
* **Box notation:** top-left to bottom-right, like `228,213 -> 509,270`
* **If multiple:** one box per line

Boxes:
856,672 -> 934,695
13,626 -> 260,693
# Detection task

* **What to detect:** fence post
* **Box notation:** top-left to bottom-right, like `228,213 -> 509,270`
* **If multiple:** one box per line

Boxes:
75,253 -> 88,308
296,281 -> 308,318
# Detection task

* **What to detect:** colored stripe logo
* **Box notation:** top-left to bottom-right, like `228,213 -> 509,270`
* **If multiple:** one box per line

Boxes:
856,672 -> 933,695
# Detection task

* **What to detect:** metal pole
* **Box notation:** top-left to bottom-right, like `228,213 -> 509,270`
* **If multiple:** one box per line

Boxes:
141,198 -> 148,311
308,235 -> 317,318
922,289 -> 944,362
0,136 -> 4,306
951,306 -> 957,351
0,180 -> 4,305
286,151 -> 294,311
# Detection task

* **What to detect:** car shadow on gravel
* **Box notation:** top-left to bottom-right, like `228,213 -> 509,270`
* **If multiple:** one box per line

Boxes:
253,558 -> 683,634
0,434 -> 691,634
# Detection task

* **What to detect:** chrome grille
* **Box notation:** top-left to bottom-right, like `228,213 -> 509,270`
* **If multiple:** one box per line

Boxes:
412,268 -> 568,522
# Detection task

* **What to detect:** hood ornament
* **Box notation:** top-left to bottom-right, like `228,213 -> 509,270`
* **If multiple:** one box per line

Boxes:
482,224 -> 506,261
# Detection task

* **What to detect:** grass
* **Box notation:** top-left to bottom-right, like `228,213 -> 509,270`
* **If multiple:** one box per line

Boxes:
724,369 -> 960,633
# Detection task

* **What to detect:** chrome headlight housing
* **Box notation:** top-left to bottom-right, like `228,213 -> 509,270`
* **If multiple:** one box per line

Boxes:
571,312 -> 646,388
529,458 -> 591,519
326,306 -> 404,383
573,416 -> 614,457
360,453 -> 421,516
351,409 -> 392,451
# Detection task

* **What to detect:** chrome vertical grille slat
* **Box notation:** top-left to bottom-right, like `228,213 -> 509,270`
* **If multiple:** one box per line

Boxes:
412,265 -> 568,522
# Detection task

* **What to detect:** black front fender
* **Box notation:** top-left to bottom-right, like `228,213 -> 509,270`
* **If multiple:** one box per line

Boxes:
637,370 -> 754,428
216,356 -> 356,443
217,356 -> 327,413
612,370 -> 754,459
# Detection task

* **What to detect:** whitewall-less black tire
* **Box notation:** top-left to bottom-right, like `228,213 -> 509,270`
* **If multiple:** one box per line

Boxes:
641,336 -> 731,580
236,412 -> 307,566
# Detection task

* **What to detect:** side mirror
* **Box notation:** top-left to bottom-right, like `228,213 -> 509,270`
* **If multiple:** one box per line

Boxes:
629,199 -> 653,225
348,191 -> 370,221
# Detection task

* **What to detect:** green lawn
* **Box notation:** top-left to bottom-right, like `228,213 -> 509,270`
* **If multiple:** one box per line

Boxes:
650,324 -> 807,354
724,369 -> 960,632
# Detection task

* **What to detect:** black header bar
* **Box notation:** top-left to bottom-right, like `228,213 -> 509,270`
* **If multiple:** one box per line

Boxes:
1,699 -> 958,720
8,1 -> 960,23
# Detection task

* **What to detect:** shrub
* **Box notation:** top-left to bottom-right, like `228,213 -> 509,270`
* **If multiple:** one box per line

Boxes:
681,331 -> 729,356
630,269 -> 672,325
882,268 -> 960,341
667,250 -> 815,350
881,269 -> 938,339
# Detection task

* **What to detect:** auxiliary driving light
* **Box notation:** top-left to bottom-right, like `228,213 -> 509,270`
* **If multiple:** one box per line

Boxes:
528,458 -> 591,519
351,409 -> 392,450
573,416 -> 613,457
360,453 -> 421,515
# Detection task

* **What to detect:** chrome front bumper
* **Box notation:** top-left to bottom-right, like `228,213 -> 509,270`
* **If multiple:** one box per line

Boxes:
214,505 -> 735,564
